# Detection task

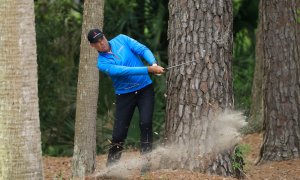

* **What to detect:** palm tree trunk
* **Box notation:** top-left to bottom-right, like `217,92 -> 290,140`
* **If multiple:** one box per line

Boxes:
0,0 -> 44,179
72,0 -> 105,177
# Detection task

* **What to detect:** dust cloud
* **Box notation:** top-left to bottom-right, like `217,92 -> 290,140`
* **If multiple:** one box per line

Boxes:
92,110 -> 247,178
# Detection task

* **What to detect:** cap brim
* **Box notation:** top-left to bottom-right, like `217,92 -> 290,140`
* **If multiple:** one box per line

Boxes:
89,33 -> 104,43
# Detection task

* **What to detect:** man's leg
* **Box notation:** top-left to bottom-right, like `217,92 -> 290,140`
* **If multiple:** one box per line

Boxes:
107,93 -> 136,166
137,84 -> 155,174
137,84 -> 155,154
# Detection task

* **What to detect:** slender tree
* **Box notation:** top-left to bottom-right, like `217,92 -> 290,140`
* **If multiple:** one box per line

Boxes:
258,0 -> 300,162
165,0 -> 241,177
0,0 -> 44,179
72,0 -> 104,177
249,0 -> 264,132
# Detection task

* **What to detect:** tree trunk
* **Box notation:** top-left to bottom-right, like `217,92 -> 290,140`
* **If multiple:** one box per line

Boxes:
72,0 -> 104,177
0,0 -> 44,179
258,0 -> 300,162
249,0 -> 264,132
165,0 -> 241,177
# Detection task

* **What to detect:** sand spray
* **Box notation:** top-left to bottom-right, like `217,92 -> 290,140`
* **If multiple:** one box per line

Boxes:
93,110 -> 247,178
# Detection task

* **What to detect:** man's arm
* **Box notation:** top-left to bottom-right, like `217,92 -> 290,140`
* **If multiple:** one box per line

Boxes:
98,62 -> 164,77
121,34 -> 157,65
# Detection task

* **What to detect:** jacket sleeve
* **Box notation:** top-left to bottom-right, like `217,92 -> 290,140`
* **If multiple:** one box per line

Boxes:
121,34 -> 157,65
97,60 -> 148,77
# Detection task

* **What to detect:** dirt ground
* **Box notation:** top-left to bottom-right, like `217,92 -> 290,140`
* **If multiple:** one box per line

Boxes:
44,133 -> 300,180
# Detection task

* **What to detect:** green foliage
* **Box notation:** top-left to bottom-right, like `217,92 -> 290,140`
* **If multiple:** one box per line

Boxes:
53,171 -> 64,180
297,9 -> 300,23
35,0 -> 82,156
103,0 -> 139,39
151,74 -> 167,140
35,0 -> 259,156
232,144 -> 251,172
98,0 -> 168,151
96,83 -> 115,154
103,0 -> 168,63
233,0 -> 259,115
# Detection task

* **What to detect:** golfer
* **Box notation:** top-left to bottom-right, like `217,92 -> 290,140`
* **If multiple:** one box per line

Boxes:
87,28 -> 164,168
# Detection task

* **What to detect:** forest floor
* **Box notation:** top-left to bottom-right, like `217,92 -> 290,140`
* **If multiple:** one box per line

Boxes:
44,133 -> 300,180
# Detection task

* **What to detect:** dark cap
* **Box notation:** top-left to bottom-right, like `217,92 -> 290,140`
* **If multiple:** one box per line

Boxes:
87,29 -> 104,43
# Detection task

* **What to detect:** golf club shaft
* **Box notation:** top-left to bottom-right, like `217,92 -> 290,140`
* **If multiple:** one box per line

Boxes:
166,60 -> 199,70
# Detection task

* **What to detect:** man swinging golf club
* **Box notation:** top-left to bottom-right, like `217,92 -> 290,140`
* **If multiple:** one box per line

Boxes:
87,28 -> 164,172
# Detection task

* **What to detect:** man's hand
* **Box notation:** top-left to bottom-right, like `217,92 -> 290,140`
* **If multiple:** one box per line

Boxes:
148,64 -> 165,74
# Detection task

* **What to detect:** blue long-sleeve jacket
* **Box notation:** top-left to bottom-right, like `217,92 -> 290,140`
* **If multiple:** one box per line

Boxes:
97,34 -> 157,94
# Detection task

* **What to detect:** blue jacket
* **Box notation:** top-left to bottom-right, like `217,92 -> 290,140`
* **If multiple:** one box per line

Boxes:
97,34 -> 157,94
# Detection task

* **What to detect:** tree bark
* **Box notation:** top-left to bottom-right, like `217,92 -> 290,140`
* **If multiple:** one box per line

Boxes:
165,0 -> 239,177
259,0 -> 300,162
0,0 -> 44,179
72,0 -> 104,177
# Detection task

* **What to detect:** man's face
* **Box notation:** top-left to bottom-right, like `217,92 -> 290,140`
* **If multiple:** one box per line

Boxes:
90,36 -> 110,52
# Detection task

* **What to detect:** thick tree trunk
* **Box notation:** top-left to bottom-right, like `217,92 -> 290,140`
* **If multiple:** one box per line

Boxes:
249,0 -> 264,132
0,0 -> 44,179
72,0 -> 104,177
165,0 -> 240,177
259,0 -> 300,162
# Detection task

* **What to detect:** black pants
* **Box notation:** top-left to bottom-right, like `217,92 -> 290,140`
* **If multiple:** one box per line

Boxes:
107,84 -> 154,165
